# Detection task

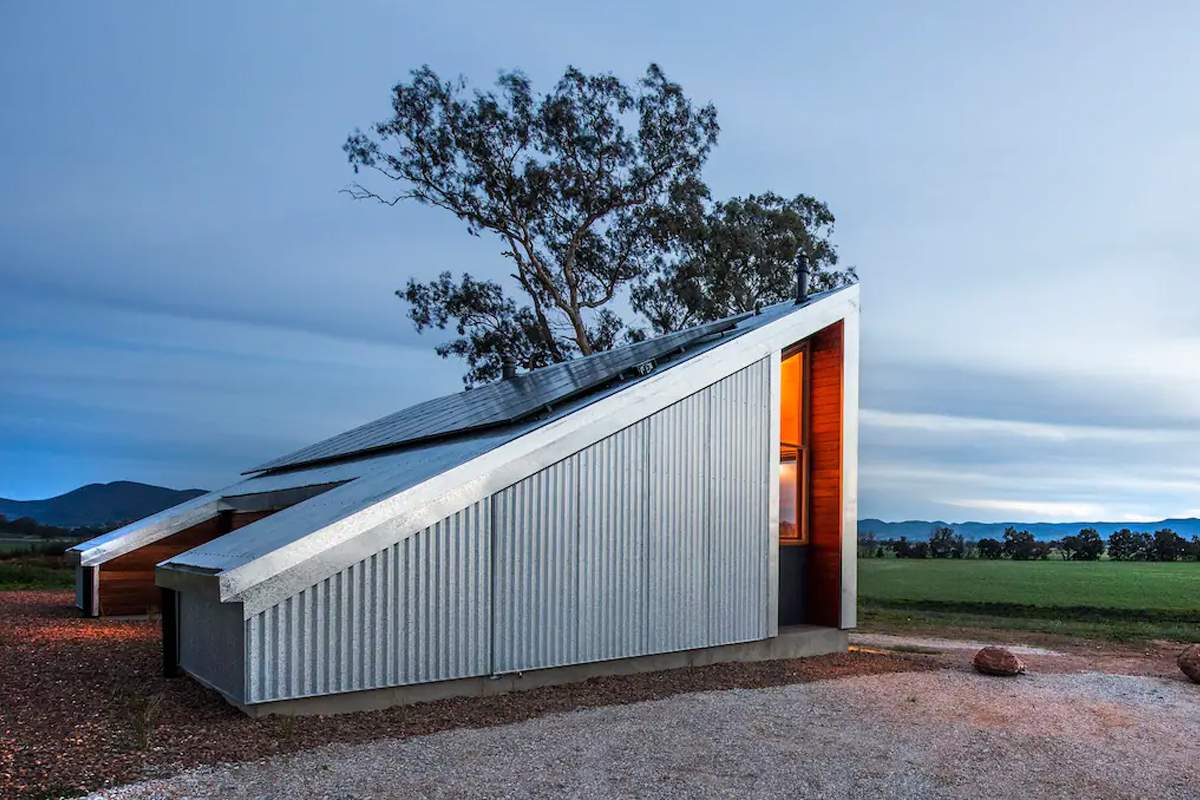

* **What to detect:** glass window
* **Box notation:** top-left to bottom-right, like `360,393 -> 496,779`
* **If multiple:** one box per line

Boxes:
780,446 -> 800,542
780,348 -> 808,544
780,350 -> 802,445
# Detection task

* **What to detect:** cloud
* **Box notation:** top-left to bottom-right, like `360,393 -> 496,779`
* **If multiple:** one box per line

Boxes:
941,498 -> 1111,522
2,2 -> 1199,521
860,408 -> 1200,445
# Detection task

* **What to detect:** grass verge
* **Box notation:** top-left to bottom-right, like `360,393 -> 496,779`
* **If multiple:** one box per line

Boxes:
860,602 -> 1200,643
0,561 -> 74,591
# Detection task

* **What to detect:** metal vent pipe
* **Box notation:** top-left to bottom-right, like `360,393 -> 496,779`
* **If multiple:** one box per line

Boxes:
794,254 -> 810,304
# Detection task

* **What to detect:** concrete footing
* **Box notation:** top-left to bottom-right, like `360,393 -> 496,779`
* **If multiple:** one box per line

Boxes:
233,625 -> 849,718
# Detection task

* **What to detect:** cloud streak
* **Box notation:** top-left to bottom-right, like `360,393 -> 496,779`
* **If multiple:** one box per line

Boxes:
1,3 -> 1197,522
860,409 -> 1200,445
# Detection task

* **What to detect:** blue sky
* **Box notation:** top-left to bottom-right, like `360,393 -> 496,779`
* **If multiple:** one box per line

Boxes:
2,2 -> 1198,522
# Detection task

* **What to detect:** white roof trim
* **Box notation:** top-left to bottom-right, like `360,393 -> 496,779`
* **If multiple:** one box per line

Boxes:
202,286 -> 859,617
71,494 -> 223,567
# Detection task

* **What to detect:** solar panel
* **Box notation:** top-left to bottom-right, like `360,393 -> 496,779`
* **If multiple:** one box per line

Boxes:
248,313 -> 750,474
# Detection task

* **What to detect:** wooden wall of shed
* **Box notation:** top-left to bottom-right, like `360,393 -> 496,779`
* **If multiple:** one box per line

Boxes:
805,321 -> 843,627
98,510 -> 273,616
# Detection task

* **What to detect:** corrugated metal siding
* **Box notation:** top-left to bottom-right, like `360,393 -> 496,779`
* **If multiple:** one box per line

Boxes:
646,389 -> 711,652
577,423 -> 648,662
493,458 -> 580,672
495,358 -> 771,673
243,357 -> 771,701
179,592 -> 246,702
245,502 -> 490,703
705,362 -> 771,644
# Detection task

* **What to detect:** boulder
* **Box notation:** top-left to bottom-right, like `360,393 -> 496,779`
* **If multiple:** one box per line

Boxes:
1179,645 -> 1200,684
973,646 -> 1026,677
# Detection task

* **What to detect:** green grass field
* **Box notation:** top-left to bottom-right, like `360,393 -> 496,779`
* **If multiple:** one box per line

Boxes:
858,558 -> 1200,642
0,538 -> 81,590
0,561 -> 74,590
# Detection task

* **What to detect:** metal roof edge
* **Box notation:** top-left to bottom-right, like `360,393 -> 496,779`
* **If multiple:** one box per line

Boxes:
68,493 -> 225,567
219,285 -> 860,617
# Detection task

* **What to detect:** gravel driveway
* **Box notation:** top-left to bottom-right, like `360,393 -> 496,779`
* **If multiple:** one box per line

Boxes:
92,668 -> 1199,800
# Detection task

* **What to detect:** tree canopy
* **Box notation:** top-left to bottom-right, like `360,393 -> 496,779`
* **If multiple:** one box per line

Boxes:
345,64 -> 854,385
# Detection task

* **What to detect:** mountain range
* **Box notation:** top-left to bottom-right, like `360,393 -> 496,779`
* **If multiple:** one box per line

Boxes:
4,480 -> 1198,541
0,481 -> 207,529
858,517 -> 1200,541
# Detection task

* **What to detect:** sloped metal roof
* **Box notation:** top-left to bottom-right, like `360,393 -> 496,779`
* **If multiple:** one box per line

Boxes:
75,290 -> 853,575
169,294 -> 838,577
159,286 -> 859,613
247,314 -> 750,475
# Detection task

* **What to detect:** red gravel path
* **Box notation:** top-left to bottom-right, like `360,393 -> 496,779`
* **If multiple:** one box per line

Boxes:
0,591 -> 937,799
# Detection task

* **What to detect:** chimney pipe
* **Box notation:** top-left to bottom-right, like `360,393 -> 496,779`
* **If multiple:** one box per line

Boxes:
501,357 -> 516,380
794,253 -> 810,304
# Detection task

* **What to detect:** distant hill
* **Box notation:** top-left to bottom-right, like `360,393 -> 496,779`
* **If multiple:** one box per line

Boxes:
859,517 -> 1200,541
0,481 -> 206,529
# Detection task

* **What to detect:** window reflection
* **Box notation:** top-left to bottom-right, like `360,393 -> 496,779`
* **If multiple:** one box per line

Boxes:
780,348 -> 807,544
780,447 -> 799,542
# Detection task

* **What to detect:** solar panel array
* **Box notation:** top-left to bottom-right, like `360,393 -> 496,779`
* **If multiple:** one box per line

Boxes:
248,314 -> 749,474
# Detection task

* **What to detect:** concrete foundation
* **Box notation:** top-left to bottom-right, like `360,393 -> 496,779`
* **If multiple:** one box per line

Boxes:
230,625 -> 849,717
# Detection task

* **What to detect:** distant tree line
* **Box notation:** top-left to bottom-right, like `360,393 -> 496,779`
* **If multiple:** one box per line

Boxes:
0,513 -> 115,540
858,525 -> 1200,562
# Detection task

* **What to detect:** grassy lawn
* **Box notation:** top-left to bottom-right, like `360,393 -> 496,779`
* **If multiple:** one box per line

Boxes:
0,538 -> 80,590
858,558 -> 1200,642
0,560 -> 74,590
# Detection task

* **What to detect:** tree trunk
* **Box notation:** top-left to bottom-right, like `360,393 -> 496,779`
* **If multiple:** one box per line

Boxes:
566,307 -> 594,355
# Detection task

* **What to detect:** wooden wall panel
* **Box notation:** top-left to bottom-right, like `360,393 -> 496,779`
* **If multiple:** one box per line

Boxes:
98,510 -> 277,616
229,510 -> 274,531
806,321 -> 843,627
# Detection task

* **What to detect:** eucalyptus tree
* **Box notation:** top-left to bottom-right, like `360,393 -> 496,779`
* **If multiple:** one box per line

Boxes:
633,192 -> 855,335
345,64 -> 853,385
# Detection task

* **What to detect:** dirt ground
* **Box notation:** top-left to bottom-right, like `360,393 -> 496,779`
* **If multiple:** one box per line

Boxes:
93,668 -> 1200,800
0,591 -> 935,799
849,629 -> 1191,681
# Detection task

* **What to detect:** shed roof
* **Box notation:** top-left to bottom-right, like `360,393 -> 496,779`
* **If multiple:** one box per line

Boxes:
73,285 -> 858,613
247,314 -> 748,475
159,297 -> 811,575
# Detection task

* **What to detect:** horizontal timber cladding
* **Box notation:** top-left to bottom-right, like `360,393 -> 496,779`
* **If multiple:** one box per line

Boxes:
99,515 -> 228,616
806,321 -> 843,628
245,502 -> 490,704
494,357 -> 771,674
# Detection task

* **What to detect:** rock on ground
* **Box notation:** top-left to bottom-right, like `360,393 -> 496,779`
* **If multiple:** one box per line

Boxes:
973,646 -> 1026,676
1180,645 -> 1200,683
91,669 -> 1200,800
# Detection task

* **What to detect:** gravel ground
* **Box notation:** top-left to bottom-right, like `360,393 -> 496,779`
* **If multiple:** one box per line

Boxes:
0,591 -> 933,799
93,669 -> 1200,800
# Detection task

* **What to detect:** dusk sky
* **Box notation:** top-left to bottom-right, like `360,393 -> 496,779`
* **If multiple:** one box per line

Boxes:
2,2 -> 1198,522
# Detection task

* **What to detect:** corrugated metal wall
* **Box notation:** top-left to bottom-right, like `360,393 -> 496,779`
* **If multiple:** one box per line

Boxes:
645,390 -> 710,653
493,458 -> 580,672
493,358 -> 771,673
245,502 -> 490,703
705,363 -> 771,644
240,358 -> 770,703
179,591 -> 246,702
578,423 -> 648,663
